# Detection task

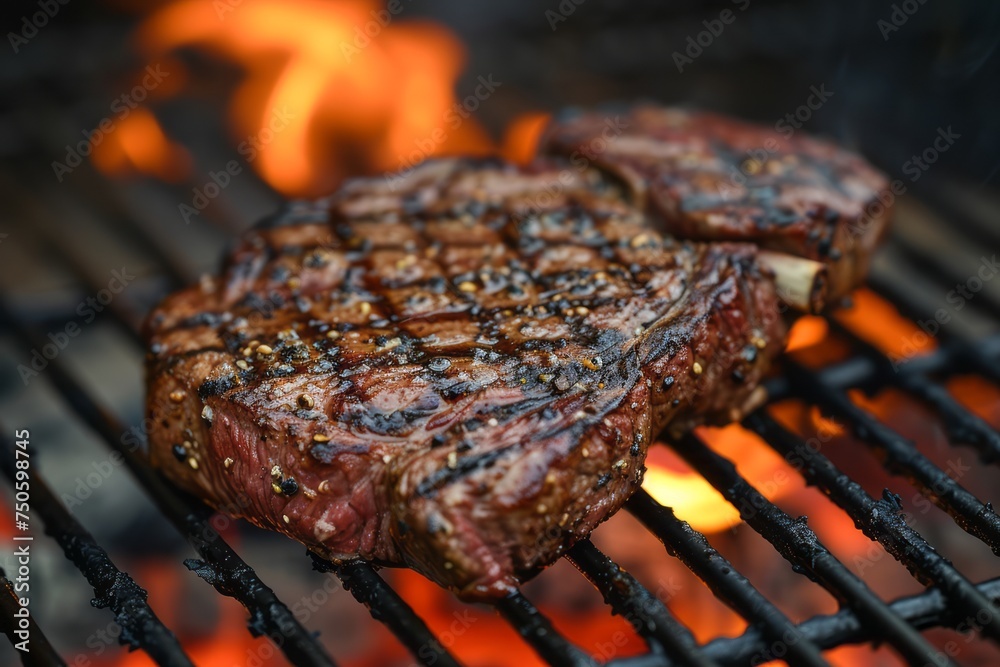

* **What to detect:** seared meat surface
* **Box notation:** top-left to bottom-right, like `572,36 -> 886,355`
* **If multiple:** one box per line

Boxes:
145,108 -> 887,599
542,106 -> 891,299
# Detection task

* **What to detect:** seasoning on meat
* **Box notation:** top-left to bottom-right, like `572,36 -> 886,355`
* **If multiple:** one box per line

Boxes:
144,106 -> 889,600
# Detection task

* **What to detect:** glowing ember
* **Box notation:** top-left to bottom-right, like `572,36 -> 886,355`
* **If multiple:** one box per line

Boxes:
125,0 -> 494,196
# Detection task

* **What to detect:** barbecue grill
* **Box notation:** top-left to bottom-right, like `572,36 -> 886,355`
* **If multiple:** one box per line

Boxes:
2,1 -> 999,666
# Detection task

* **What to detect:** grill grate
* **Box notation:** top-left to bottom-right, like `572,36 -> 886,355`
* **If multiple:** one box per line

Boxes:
0,183 -> 1000,665
3,140 -> 1000,667
0,425 -> 191,666
0,569 -> 65,667
673,430 -> 946,666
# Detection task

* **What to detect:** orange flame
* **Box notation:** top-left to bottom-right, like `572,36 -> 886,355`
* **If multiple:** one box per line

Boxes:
127,0 -> 493,196
90,108 -> 192,182
502,112 -> 551,165
86,5 -> 970,666
835,288 -> 937,361
786,314 -> 829,352
642,424 -> 800,533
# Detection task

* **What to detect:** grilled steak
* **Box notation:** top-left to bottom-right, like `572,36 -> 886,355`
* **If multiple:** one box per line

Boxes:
542,106 -> 891,300
145,108 -> 888,599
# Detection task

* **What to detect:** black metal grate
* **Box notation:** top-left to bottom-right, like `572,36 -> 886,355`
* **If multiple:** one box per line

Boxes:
1,67 -> 999,662
2,171 -> 1000,667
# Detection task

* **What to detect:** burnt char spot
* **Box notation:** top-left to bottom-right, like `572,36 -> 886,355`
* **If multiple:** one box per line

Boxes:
280,343 -> 311,362
310,442 -> 370,463
415,446 -> 517,497
266,364 -> 297,378
220,329 -> 249,352
235,292 -> 275,315
427,276 -> 448,294
177,312 -> 226,329
198,373 -> 239,398
817,236 -> 833,257
441,379 -> 488,401
270,264 -> 291,282
361,410 -> 434,436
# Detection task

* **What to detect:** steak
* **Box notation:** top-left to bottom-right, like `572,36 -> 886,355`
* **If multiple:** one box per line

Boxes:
144,108 -> 888,599
542,106 -> 891,300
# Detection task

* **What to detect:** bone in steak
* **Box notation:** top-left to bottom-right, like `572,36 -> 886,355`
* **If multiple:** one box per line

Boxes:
145,108 -> 889,599
542,106 -> 891,301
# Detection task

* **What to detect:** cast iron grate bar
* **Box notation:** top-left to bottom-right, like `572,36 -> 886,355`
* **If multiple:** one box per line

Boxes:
566,540 -> 718,667
783,358 -> 1000,557
745,411 -> 1000,641
916,180 -> 1000,262
672,431 -> 954,667
51,169 -> 195,290
824,317 -> 1000,464
0,300 -> 339,667
0,569 -> 65,667
625,490 -> 831,667
666,576 -> 1000,667
26,215 -> 147,347
0,427 -> 192,667
763,338 -> 977,402
26,161 -> 1000,664
890,228 -> 1000,320
311,556 -> 461,667
495,592 -> 600,666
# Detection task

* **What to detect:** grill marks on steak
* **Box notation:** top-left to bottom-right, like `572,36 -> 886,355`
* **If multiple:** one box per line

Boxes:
542,106 -> 892,299
145,157 -> 785,598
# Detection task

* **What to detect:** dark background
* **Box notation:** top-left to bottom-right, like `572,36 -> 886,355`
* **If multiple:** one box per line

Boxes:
1,0 -> 998,194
